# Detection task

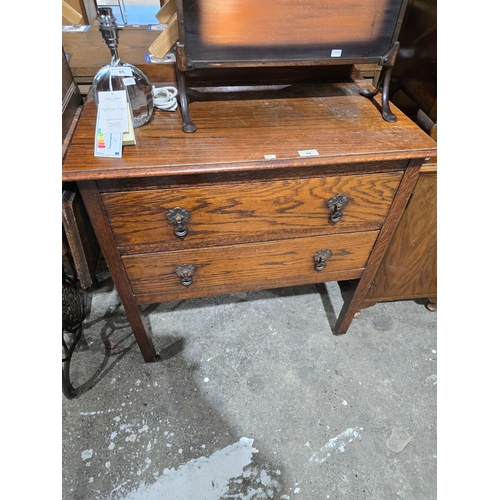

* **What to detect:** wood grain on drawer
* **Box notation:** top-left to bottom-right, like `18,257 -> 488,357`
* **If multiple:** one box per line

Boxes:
102,172 -> 401,252
123,231 -> 378,304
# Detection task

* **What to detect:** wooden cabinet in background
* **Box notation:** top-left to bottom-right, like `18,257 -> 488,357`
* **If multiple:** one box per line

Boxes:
350,0 -> 437,313
357,163 -> 437,311
62,0 -> 97,25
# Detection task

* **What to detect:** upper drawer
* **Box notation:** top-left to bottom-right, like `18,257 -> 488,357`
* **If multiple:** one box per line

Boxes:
102,172 -> 402,251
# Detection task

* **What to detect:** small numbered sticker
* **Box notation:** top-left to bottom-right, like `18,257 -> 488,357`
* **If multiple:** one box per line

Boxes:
264,154 -> 277,159
298,149 -> 319,157
110,67 -> 134,77
331,49 -> 342,57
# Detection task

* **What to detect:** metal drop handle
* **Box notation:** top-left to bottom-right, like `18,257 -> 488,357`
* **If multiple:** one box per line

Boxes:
313,249 -> 332,272
175,264 -> 196,287
166,207 -> 191,240
327,194 -> 349,224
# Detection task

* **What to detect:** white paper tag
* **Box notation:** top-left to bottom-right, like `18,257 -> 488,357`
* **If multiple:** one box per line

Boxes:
122,77 -> 136,86
97,90 -> 129,133
94,107 -> 123,158
330,49 -> 342,57
298,149 -> 319,157
148,24 -> 167,31
264,154 -> 277,159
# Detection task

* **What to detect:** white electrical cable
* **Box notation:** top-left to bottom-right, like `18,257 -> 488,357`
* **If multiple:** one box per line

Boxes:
152,85 -> 179,112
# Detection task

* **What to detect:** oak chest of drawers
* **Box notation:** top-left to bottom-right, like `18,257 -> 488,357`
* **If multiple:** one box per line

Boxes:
62,74 -> 437,362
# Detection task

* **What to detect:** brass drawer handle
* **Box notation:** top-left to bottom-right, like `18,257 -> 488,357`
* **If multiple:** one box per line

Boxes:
166,207 -> 191,240
313,249 -> 332,272
175,264 -> 196,287
327,194 -> 349,224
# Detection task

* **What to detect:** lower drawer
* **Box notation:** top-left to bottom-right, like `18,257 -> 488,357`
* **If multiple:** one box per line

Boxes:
123,231 -> 378,304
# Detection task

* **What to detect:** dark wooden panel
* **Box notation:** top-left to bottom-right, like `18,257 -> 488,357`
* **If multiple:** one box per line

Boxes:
391,0 -> 437,121
180,0 -> 406,62
364,168 -> 437,302
123,231 -> 378,304
62,186 -> 101,289
62,48 -> 82,146
103,172 -> 403,251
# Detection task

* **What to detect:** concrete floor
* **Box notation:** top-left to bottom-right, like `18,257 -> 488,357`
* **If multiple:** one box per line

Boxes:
62,269 -> 437,499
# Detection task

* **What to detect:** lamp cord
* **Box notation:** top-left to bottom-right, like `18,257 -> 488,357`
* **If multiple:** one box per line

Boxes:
152,85 -> 178,111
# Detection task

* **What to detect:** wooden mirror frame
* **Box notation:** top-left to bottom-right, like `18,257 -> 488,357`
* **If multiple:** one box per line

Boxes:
174,0 -> 408,132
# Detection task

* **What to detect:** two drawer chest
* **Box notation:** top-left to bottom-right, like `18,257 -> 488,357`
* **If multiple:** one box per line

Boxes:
62,75 -> 437,362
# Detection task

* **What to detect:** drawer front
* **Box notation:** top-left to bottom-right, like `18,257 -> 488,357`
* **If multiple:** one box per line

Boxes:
123,231 -> 378,304
103,172 -> 402,251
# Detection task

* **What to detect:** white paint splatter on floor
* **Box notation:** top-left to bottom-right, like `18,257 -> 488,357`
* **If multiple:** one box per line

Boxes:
309,427 -> 363,463
118,438 -> 258,500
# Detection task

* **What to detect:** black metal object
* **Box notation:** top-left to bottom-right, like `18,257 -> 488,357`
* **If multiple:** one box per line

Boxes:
62,256 -> 86,399
314,249 -> 332,272
174,0 -> 408,132
359,42 -> 400,122
327,194 -> 349,224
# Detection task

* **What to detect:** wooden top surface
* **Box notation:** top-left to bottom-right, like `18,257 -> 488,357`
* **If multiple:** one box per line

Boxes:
62,79 -> 437,182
